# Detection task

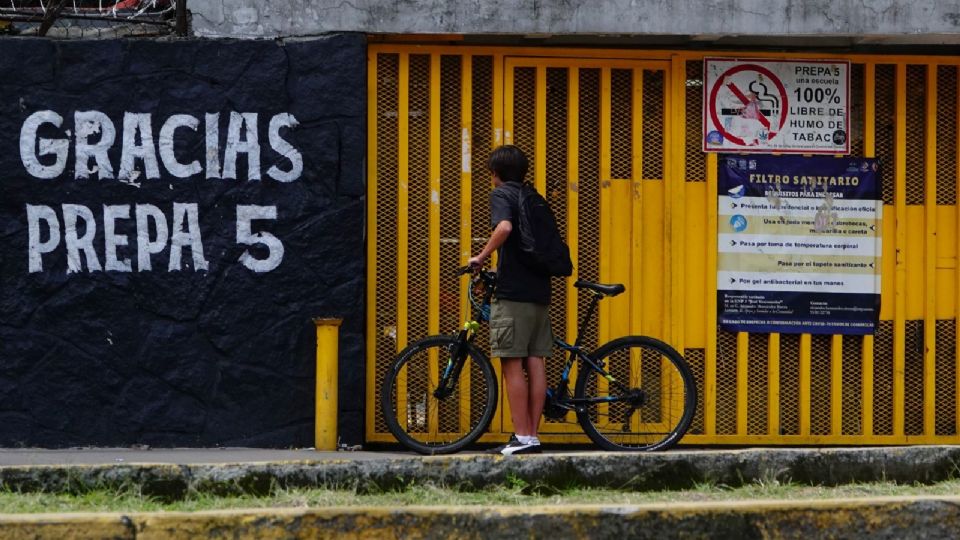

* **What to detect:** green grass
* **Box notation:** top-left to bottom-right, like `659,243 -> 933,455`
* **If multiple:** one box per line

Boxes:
2,479 -> 960,513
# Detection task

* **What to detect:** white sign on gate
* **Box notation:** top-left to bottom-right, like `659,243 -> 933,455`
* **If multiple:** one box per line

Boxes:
703,58 -> 850,154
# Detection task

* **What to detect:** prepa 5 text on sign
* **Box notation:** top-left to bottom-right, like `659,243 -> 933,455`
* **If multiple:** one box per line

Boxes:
19,110 -> 303,274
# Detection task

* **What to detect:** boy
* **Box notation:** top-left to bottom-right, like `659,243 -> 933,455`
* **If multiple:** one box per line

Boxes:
468,145 -> 551,455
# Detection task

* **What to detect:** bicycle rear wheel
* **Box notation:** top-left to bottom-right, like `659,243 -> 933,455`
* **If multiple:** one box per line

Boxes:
380,335 -> 497,455
574,336 -> 696,451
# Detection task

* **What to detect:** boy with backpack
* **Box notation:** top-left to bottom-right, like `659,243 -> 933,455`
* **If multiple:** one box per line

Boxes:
468,145 -> 571,455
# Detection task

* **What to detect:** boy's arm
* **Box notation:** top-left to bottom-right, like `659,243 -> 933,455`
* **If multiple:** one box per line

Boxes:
469,220 -> 512,268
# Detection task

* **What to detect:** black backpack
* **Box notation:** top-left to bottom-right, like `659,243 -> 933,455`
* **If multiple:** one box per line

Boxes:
510,182 -> 573,277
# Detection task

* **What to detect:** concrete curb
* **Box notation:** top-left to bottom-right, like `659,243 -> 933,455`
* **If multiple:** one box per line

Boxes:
1,496 -> 959,539
1,446 -> 960,499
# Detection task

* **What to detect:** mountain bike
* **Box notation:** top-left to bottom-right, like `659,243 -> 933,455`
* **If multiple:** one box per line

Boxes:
380,267 -> 697,455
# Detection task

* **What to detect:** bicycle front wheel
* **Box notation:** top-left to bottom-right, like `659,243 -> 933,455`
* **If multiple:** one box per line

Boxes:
574,336 -> 696,451
380,335 -> 498,455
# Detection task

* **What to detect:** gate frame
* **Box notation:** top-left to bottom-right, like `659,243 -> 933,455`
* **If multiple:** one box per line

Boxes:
367,44 -> 960,446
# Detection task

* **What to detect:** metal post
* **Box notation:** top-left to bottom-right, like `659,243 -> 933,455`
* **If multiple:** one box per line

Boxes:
38,0 -> 68,37
175,0 -> 187,37
314,318 -> 342,450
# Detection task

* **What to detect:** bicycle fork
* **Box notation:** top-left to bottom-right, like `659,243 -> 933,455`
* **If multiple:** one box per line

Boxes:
433,321 -> 479,399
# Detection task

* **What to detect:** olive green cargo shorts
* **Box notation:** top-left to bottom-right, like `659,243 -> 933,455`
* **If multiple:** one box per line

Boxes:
489,298 -> 553,358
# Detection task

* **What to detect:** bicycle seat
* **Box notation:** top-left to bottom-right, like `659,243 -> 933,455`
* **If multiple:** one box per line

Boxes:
574,280 -> 625,297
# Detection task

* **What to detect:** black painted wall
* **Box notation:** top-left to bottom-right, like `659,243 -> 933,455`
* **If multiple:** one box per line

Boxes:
0,35 -> 366,447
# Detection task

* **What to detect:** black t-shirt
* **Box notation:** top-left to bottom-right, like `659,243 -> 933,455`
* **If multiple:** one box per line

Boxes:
490,182 -> 551,305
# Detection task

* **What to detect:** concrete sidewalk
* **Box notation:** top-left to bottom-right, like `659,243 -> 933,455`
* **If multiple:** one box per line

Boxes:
0,445 -> 959,494
0,448 -> 408,466
1,446 -> 959,538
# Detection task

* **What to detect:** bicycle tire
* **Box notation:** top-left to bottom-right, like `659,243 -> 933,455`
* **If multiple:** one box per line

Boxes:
380,335 -> 498,455
574,336 -> 696,451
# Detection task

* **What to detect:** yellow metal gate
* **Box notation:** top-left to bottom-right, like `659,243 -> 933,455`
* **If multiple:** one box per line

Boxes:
367,45 -> 960,446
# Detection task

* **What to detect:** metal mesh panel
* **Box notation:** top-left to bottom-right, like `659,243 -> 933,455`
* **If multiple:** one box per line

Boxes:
850,64 -> 865,159
640,347 -> 663,423
513,67 -> 536,177
438,56 -> 463,434
685,348 -> 705,435
611,69 -> 633,179
875,65 -> 896,205
470,56 -> 493,374
471,60 -> 493,259
578,69 -> 601,352
439,56 -> 462,334
841,335 -> 864,435
873,320 -> 895,435
374,54 -> 400,434
937,66 -> 958,205
747,333 -> 768,435
935,320 -> 957,436
642,70 -> 665,180
779,334 -> 801,436
546,67 -> 569,415
906,66 -> 926,205
810,335 -> 832,436
686,60 -> 705,182
407,55 -> 431,361
904,320 -> 924,436
716,329 -> 738,435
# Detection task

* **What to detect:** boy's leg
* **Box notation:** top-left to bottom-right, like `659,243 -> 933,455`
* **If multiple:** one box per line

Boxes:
501,357 -> 531,436
523,356 -> 546,437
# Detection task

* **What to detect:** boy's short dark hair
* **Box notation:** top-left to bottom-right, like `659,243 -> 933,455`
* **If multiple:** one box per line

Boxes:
487,145 -> 528,184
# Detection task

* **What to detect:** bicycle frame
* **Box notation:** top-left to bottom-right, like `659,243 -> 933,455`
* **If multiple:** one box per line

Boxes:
436,270 -> 630,407
434,320 -> 479,399
550,292 -> 634,407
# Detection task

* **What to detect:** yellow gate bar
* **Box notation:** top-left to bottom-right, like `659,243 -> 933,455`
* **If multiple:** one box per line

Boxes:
862,62 -> 876,438
705,152 -> 719,436
630,66 -> 644,338
365,51 -> 380,436
831,335 -> 843,435
800,334 -> 812,436
924,64 -> 938,437
566,66 -> 580,390
862,335 -> 874,437
428,54 -> 441,438
503,60 -> 513,145
429,54 -> 441,337
398,53 -> 410,353
459,54 -> 474,433
894,62 -> 907,437
494,54 -> 504,146
396,53 -> 411,429
669,56 -> 686,351
460,57 -> 473,321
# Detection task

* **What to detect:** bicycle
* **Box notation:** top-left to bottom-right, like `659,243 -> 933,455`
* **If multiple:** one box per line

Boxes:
380,267 -> 697,455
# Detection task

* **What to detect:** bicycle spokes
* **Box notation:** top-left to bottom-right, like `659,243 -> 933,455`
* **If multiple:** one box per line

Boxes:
575,337 -> 696,450
381,335 -> 498,454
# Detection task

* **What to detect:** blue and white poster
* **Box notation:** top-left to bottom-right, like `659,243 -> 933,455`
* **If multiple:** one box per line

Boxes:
717,155 -> 882,334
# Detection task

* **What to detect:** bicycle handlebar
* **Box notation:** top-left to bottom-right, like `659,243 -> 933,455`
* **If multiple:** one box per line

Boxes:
458,265 -> 497,286
459,266 -> 496,322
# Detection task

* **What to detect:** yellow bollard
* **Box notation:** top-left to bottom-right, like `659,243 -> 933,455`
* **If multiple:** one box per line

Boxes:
314,318 -> 342,450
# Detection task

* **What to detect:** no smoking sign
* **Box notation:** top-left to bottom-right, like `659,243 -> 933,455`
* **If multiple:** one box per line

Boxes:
703,58 -> 850,154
